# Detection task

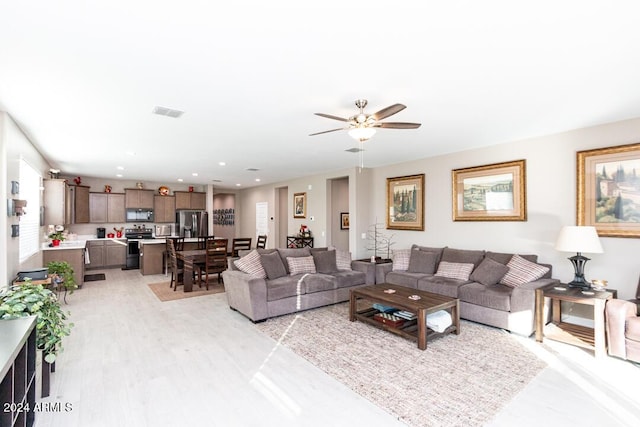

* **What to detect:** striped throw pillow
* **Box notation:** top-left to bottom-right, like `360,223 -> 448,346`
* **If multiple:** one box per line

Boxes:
335,249 -> 352,270
392,249 -> 411,271
500,254 -> 549,288
434,261 -> 475,281
287,256 -> 317,275
234,250 -> 267,278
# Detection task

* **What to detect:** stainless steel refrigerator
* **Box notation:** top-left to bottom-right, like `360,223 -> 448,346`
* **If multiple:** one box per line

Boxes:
176,211 -> 208,238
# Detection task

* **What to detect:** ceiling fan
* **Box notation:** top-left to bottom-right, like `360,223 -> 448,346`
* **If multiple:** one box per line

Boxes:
310,99 -> 421,141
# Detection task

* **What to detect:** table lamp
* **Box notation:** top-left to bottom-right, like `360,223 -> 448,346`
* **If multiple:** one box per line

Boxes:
554,226 -> 603,289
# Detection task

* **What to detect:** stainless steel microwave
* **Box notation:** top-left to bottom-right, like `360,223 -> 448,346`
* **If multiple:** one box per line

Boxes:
125,208 -> 154,222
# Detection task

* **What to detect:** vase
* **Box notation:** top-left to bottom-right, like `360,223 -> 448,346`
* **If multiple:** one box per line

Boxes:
52,239 -> 60,247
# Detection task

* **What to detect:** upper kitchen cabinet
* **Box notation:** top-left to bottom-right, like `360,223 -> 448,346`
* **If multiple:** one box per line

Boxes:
154,195 -> 176,223
43,180 -> 90,225
125,189 -> 154,209
174,191 -> 206,210
90,192 -> 125,223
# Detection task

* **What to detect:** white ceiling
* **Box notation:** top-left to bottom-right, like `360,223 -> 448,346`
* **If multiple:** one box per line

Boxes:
2,1 -> 640,189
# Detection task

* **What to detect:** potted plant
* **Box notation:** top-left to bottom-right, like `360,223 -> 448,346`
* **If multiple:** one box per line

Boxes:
0,280 -> 73,364
48,231 -> 65,246
47,260 -> 78,293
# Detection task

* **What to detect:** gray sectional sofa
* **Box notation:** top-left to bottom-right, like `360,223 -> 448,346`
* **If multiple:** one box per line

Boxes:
376,245 -> 558,336
222,247 -> 373,322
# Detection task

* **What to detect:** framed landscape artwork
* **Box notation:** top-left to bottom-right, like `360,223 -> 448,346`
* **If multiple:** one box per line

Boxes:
577,142 -> 640,238
340,212 -> 349,230
293,192 -> 306,218
386,174 -> 425,231
452,160 -> 526,221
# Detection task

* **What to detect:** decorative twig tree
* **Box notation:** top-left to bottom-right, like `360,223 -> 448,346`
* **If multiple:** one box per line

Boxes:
365,222 -> 396,260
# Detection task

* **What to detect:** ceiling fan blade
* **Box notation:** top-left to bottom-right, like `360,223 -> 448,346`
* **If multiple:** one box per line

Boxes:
309,128 -> 347,136
371,104 -> 406,121
314,113 -> 350,122
374,122 -> 422,129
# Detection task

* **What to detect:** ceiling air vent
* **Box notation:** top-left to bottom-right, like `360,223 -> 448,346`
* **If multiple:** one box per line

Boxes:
246,168 -> 260,171
152,106 -> 184,118
345,147 -> 364,153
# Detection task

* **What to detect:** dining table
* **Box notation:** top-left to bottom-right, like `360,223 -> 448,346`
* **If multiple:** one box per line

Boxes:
175,248 -> 206,292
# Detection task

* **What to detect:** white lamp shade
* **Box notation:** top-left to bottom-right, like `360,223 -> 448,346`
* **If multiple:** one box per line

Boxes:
555,226 -> 603,253
348,127 -> 376,141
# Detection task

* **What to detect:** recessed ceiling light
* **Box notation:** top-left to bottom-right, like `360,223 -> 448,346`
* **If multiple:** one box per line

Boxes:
116,166 -> 124,170
218,162 -> 226,166
116,174 -> 123,178
192,173 -> 198,177
255,178 -> 261,182
152,106 -> 184,118
177,178 -> 184,182
236,183 -> 242,187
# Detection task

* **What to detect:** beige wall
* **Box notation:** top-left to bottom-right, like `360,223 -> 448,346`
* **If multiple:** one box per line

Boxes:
237,117 -> 640,299
1,112 -> 52,284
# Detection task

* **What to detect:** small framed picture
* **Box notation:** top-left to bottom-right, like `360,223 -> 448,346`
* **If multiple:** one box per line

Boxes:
293,192 -> 306,218
340,212 -> 350,230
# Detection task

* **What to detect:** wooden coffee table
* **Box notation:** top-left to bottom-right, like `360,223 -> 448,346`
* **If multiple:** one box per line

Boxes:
349,283 -> 460,350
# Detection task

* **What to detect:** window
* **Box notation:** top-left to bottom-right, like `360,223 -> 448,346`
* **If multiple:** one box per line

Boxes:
19,159 -> 41,262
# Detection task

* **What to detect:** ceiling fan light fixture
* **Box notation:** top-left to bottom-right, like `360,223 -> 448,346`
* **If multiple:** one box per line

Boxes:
348,127 -> 376,142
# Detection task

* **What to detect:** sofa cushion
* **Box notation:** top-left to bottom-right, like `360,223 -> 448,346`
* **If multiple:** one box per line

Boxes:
418,276 -> 468,298
312,250 -> 338,274
277,248 -> 311,274
335,249 -> 352,270
408,250 -> 438,274
301,273 -> 336,293
435,261 -> 475,281
392,249 -> 411,271
627,317 -> 640,342
260,251 -> 287,280
485,251 -> 537,265
411,244 -> 446,264
234,250 -> 267,278
470,257 -> 510,286
385,271 -> 427,288
287,256 -> 317,275
500,254 -> 549,288
266,276 -> 305,301
441,247 -> 485,268
333,270 -> 367,288
458,282 -> 512,312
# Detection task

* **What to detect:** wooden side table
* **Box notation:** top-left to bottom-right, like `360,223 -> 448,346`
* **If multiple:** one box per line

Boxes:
286,236 -> 314,248
535,284 -> 617,357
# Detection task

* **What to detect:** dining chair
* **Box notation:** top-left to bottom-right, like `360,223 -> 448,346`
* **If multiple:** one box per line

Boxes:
195,238 -> 228,289
166,239 -> 184,291
256,235 -> 267,249
231,237 -> 252,257
164,237 -> 184,280
198,235 -> 216,250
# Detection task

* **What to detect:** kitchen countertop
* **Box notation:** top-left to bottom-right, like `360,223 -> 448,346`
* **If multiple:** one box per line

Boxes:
41,235 -> 200,250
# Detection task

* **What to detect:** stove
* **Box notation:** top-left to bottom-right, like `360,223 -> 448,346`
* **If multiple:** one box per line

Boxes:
124,228 -> 154,269
124,227 -> 154,240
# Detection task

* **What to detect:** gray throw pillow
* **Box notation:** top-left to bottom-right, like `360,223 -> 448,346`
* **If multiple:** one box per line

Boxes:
408,250 -> 438,274
470,257 -> 510,286
312,250 -> 338,274
260,251 -> 287,280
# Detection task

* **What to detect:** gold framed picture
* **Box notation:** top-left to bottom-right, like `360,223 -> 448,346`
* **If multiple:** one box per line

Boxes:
293,192 -> 306,218
452,160 -> 526,221
386,174 -> 425,230
577,142 -> 640,238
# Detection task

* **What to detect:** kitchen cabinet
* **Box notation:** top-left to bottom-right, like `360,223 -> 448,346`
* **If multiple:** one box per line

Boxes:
154,195 -> 176,223
43,180 -> 90,225
43,248 -> 85,288
175,191 -> 206,210
140,242 -> 165,275
124,189 -> 154,209
86,239 -> 126,269
90,193 -> 125,223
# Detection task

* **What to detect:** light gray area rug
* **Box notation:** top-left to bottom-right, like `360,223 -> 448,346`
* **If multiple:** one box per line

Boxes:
256,303 -> 546,427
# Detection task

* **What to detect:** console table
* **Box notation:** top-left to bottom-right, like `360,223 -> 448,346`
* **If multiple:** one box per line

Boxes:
0,317 -> 37,427
535,284 -> 617,357
286,236 -> 314,248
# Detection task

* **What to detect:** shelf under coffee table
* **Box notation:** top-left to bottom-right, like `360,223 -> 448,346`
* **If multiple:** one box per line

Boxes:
349,283 -> 460,350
